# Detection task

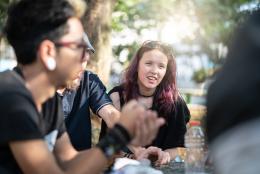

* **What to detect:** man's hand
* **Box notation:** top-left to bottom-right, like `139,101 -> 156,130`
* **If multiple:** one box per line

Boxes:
118,100 -> 165,146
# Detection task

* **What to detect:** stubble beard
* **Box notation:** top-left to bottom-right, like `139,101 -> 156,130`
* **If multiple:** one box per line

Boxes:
66,76 -> 82,90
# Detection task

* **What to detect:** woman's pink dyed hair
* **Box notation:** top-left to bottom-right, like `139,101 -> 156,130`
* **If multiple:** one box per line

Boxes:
123,40 -> 178,118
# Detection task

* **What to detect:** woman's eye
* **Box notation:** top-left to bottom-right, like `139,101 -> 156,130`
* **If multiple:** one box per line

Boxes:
159,65 -> 166,69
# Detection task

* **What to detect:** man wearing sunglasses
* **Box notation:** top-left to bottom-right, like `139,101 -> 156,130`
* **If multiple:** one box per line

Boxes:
0,0 -> 165,173
56,32 -> 121,151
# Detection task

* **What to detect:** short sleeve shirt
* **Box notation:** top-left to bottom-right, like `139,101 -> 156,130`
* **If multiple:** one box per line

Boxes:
65,71 -> 112,150
0,70 -> 65,173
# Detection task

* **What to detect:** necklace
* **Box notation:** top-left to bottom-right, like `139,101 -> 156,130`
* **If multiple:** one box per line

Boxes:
138,91 -> 154,98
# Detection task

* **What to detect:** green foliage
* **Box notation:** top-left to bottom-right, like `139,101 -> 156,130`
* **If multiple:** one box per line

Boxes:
112,0 -> 180,32
194,0 -> 253,44
112,0 -> 259,68
192,68 -> 208,83
1,0 -> 258,68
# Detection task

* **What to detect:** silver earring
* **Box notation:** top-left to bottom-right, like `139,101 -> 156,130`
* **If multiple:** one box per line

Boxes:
46,58 -> 56,71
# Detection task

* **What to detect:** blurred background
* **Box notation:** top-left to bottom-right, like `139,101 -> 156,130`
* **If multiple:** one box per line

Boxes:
0,0 -> 259,143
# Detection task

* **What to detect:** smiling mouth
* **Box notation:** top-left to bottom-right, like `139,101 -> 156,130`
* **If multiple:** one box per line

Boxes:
147,76 -> 157,81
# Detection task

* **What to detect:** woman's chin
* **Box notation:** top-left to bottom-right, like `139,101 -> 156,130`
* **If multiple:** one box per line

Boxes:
144,83 -> 157,90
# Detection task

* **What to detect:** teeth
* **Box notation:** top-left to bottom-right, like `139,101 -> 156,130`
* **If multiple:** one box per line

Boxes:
147,76 -> 156,80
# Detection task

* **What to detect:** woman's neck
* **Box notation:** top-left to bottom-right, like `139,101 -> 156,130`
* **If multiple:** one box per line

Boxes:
138,87 -> 155,98
137,97 -> 153,109
138,90 -> 154,98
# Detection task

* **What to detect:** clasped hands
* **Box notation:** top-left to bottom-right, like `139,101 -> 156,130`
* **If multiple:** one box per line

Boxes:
134,146 -> 171,166
119,100 -> 165,146
117,100 -> 170,166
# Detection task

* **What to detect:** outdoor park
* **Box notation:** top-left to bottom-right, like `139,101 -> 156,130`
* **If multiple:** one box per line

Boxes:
0,0 -> 260,173
2,0 -> 258,134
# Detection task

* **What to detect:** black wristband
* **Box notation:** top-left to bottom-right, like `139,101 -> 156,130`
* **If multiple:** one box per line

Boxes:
96,123 -> 132,159
113,124 -> 131,143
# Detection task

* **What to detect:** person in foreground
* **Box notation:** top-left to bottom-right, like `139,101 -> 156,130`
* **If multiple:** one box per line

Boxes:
0,0 -> 164,174
101,40 -> 190,166
206,10 -> 260,174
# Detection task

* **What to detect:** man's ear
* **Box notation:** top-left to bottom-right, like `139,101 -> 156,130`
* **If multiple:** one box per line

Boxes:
38,40 -> 57,71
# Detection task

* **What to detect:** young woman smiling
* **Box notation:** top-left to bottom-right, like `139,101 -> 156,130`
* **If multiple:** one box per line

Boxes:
102,40 -> 190,166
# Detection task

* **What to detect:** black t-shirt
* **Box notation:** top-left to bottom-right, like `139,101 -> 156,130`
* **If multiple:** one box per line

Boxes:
65,71 -> 112,150
101,85 -> 190,150
0,70 -> 65,173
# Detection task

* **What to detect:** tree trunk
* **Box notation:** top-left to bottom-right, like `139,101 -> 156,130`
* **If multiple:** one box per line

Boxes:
83,0 -> 116,85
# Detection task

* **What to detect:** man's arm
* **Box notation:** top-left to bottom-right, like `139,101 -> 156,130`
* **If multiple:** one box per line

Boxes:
109,92 -> 121,110
98,104 -> 120,128
10,140 -> 65,174
10,138 -> 107,174
10,100 -> 164,174
53,132 -> 107,173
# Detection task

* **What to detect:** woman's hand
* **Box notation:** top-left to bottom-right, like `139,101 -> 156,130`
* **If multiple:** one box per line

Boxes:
134,146 -> 171,166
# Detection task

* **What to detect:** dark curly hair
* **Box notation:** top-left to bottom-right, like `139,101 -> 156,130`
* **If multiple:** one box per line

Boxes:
4,0 -> 76,65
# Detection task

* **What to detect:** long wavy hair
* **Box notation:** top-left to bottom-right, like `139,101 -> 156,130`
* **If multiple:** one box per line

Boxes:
123,40 -> 178,118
